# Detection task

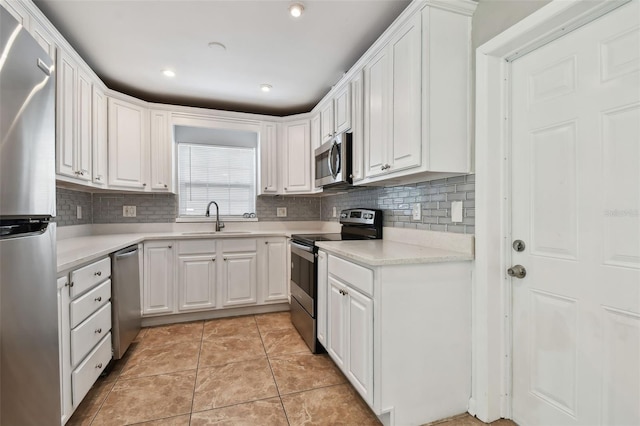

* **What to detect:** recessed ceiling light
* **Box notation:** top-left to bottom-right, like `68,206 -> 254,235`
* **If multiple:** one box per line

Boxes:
208,41 -> 226,51
162,69 -> 176,77
260,84 -> 272,93
289,3 -> 304,18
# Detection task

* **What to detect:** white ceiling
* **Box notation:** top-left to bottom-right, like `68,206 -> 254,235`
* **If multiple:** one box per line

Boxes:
34,0 -> 411,116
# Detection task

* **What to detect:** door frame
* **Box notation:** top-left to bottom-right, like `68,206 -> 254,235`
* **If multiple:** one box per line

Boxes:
472,0 -> 631,422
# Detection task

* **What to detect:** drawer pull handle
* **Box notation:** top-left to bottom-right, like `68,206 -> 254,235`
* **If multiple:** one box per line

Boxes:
94,271 -> 102,276
95,328 -> 102,334
96,363 -> 103,369
95,296 -> 102,302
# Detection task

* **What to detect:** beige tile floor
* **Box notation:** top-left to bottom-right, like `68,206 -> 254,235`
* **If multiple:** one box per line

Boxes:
68,312 -> 516,426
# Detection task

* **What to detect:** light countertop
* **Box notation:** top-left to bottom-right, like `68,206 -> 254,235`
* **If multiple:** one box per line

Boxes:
56,230 -> 304,273
315,239 -> 473,266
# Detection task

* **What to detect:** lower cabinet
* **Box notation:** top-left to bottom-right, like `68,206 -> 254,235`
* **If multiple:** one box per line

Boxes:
58,257 -> 113,424
321,251 -> 472,426
142,236 -> 288,318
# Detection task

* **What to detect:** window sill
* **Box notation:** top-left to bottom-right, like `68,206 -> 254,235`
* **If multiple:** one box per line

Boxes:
176,217 -> 259,223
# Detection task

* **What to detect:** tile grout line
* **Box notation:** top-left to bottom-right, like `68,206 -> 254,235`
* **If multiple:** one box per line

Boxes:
188,321 -> 206,424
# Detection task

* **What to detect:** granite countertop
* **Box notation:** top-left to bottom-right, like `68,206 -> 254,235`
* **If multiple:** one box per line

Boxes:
315,239 -> 474,266
56,230 -> 303,273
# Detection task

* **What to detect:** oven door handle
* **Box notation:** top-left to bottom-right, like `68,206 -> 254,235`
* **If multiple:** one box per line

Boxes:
291,241 -> 314,253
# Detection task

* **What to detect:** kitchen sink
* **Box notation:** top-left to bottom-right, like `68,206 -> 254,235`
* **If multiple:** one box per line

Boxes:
181,231 -> 252,235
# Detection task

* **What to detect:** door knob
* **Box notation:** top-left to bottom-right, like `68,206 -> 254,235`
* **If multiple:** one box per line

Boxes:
507,265 -> 526,279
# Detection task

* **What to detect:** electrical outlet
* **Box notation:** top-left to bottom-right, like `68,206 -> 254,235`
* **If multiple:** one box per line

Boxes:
412,203 -> 421,220
76,205 -> 82,219
276,207 -> 287,217
451,201 -> 463,223
123,206 -> 137,217
332,207 -> 337,217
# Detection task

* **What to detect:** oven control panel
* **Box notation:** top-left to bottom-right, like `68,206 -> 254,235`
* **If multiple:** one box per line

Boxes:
339,209 -> 381,225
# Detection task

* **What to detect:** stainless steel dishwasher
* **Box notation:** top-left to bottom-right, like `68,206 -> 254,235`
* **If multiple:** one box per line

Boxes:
111,244 -> 142,359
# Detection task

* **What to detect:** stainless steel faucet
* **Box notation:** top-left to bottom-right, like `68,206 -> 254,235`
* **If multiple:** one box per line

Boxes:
205,201 -> 225,232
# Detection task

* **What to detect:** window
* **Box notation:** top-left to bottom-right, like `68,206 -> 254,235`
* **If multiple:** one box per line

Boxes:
177,143 -> 256,218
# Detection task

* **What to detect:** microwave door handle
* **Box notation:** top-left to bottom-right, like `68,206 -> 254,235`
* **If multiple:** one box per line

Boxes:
329,141 -> 339,179
327,144 -> 334,179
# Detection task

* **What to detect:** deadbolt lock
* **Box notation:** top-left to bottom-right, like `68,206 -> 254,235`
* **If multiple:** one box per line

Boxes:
512,240 -> 526,252
507,265 -> 527,279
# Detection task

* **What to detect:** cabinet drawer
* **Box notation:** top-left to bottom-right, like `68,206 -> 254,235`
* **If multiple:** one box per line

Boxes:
71,302 -> 111,366
222,239 -> 257,252
328,255 -> 373,297
70,280 -> 111,329
72,333 -> 112,406
70,257 -> 111,298
179,239 -> 216,254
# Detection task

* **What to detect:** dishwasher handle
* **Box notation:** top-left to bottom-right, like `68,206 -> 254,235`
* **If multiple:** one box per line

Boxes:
115,246 -> 138,259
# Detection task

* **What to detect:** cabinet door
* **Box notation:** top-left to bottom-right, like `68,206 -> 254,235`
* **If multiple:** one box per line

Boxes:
346,286 -> 374,405
108,97 -> 149,189
222,252 -> 257,307
334,84 -> 352,134
177,254 -> 216,311
282,119 -> 311,193
363,47 -> 390,178
320,101 -> 334,143
143,242 -> 174,315
388,13 -> 422,173
92,86 -> 108,185
57,276 -> 72,424
317,250 -> 328,347
310,114 -> 321,151
76,69 -> 93,181
150,110 -> 172,191
327,277 -> 347,369
260,122 -> 279,194
350,72 -> 364,182
56,52 -> 76,178
262,238 -> 287,303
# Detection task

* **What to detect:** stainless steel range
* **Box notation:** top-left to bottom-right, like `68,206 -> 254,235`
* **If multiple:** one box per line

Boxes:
290,209 -> 383,353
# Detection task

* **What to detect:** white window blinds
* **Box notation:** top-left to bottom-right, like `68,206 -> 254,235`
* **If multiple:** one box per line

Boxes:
178,143 -> 256,217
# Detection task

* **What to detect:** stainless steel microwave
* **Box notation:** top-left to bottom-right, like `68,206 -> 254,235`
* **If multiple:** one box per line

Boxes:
314,132 -> 352,188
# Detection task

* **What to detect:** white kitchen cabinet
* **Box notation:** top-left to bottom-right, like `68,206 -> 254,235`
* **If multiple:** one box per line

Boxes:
364,13 -> 421,180
317,250 -> 328,347
334,84 -> 352,135
143,241 -> 175,315
350,71 -> 364,182
176,239 -> 217,312
56,52 -> 92,182
221,239 -> 257,307
57,275 -> 72,425
259,122 -> 279,194
259,238 -> 288,303
108,96 -> 150,190
150,110 -> 173,191
320,101 -> 334,144
92,86 -> 108,185
322,250 -> 472,425
310,114 -> 321,151
282,119 -> 312,193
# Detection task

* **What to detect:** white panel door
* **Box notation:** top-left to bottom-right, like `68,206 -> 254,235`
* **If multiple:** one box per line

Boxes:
334,84 -> 352,134
222,252 -> 257,306
108,97 -> 149,189
320,101 -> 334,143
511,3 -> 640,425
327,277 -> 347,369
363,47 -> 389,178
260,122 -> 279,194
92,86 -> 108,185
282,120 -> 311,193
317,250 -> 328,347
56,53 -> 76,178
150,110 -> 172,191
76,69 -> 92,181
143,242 -> 175,315
262,239 -> 288,302
178,254 -> 216,311
350,72 -> 364,182
346,286 -> 373,406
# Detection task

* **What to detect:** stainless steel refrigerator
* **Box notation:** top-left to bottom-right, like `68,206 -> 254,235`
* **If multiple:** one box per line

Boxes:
0,6 -> 61,425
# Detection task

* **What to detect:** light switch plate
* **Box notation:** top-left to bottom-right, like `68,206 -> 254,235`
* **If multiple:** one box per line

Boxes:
123,206 -> 137,217
277,207 -> 287,217
412,203 -> 421,220
451,201 -> 463,223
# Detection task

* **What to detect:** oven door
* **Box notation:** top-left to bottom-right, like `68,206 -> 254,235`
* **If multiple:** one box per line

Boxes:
290,241 -> 316,317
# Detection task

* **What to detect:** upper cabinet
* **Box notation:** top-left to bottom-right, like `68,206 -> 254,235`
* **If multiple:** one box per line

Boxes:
92,86 -> 108,186
259,122 -> 279,194
360,2 -> 474,184
56,51 -> 92,182
319,84 -> 352,145
282,119 -> 312,194
149,110 -> 173,192
350,71 -> 365,182
108,96 -> 150,190
1,0 -> 55,58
